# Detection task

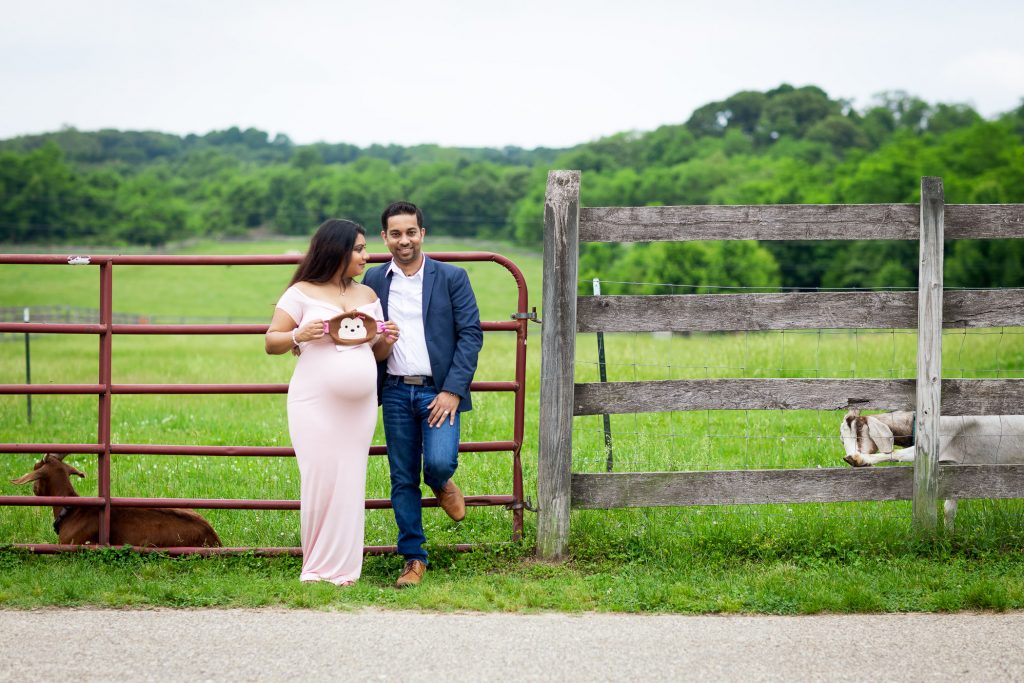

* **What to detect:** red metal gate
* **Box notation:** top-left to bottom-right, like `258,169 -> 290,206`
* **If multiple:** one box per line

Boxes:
0,252 -> 530,555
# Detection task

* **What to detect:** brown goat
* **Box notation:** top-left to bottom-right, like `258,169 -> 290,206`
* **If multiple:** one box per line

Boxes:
11,453 -> 222,547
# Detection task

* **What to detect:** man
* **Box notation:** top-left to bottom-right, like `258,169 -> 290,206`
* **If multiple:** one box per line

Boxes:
363,201 -> 483,588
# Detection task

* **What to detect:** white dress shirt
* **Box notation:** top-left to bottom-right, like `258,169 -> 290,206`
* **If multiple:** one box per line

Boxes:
385,260 -> 432,377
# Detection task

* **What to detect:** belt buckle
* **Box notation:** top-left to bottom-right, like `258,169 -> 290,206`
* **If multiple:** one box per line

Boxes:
403,375 -> 425,386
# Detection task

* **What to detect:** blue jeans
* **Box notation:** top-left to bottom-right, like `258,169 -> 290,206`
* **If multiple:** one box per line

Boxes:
382,377 -> 460,563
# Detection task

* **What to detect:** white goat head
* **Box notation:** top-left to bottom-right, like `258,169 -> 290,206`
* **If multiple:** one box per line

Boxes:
840,409 -> 896,467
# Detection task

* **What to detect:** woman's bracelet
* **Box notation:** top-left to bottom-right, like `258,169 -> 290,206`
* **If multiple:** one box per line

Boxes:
291,329 -> 299,347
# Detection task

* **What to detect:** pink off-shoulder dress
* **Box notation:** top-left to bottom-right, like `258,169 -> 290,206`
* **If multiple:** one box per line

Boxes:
276,286 -> 383,584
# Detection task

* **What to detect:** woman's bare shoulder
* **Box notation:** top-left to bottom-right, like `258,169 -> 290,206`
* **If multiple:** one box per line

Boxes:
351,282 -> 378,303
291,281 -> 319,296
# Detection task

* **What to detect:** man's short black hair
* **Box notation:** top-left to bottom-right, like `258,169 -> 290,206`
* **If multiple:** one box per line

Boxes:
381,201 -> 424,231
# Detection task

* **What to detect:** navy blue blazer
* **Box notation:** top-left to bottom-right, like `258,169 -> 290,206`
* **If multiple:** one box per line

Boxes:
362,255 -> 483,412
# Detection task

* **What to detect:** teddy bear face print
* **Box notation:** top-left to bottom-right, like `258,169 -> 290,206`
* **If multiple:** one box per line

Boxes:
338,317 -> 368,339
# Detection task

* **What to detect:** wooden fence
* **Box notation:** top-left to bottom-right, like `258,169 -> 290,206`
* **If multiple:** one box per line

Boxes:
537,170 -> 1024,560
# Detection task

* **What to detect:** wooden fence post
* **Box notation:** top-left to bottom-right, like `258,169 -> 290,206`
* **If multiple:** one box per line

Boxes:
537,170 -> 581,560
913,176 -> 944,531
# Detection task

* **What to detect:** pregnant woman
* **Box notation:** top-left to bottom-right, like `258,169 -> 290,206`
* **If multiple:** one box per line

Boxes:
265,219 -> 398,585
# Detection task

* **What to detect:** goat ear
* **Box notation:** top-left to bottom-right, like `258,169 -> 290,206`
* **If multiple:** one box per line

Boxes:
865,416 -> 895,453
10,470 -> 43,485
48,454 -> 85,478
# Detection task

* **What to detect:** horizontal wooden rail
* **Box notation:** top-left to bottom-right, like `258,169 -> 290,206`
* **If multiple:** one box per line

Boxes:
571,464 -> 1024,508
573,378 -> 1024,416
577,289 -> 1024,333
579,204 -> 1024,242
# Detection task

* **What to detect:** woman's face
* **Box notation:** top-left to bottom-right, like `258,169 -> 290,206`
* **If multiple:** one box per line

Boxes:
343,233 -> 369,278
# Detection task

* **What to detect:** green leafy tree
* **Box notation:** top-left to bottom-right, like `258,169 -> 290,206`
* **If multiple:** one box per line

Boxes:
805,116 -> 870,154
755,85 -> 838,144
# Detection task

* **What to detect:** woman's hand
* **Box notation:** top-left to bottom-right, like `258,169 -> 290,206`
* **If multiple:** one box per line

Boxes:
373,320 -> 400,361
266,310 -> 324,355
292,318 -> 325,344
379,320 -> 400,346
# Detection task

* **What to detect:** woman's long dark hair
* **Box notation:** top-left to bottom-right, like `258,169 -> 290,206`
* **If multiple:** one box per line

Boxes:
288,219 -> 366,288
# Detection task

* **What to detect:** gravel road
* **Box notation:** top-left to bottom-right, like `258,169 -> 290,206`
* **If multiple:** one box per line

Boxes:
2,608 -> 1022,682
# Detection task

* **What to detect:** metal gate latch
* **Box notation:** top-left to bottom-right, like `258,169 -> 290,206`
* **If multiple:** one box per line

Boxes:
511,307 -> 540,324
505,497 -> 537,513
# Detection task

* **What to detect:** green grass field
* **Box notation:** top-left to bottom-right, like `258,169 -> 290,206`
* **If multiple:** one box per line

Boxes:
3,236 -> 1024,612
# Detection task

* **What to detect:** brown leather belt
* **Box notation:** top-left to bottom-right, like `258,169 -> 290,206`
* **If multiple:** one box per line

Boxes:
388,374 -> 433,386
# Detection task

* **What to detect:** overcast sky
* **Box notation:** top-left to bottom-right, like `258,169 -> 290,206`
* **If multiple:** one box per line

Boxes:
2,0 -> 1022,149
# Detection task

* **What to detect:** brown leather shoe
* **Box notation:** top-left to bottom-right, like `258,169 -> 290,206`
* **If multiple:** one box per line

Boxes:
431,479 -> 466,522
395,559 -> 426,588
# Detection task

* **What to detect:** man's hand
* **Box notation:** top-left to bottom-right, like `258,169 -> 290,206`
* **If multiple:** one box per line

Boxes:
427,390 -> 460,428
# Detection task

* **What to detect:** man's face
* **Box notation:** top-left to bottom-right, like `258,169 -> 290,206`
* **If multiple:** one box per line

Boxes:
382,213 -> 425,268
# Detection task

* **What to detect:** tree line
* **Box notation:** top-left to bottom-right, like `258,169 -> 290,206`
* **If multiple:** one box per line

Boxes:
2,84 -> 1022,290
